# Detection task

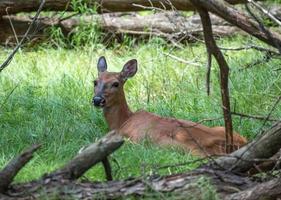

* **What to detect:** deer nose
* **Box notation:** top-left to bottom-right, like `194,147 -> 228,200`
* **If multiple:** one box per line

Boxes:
93,96 -> 105,107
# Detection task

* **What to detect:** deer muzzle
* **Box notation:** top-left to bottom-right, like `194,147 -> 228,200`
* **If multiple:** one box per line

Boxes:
92,96 -> 106,107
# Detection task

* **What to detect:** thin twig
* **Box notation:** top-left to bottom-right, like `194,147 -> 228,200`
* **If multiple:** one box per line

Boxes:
0,84 -> 19,109
232,111 -> 280,122
220,45 -> 281,56
163,52 -> 202,66
257,95 -> 281,136
0,0 -> 46,73
239,51 -> 272,71
245,3 -> 281,54
248,0 -> 281,26
5,7 -> 20,46
132,3 -> 166,12
206,50 -> 212,95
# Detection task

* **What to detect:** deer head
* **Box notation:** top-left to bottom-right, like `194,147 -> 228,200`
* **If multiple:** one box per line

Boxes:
92,56 -> 138,108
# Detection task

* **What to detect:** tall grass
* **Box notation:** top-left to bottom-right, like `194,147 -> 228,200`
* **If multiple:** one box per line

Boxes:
0,35 -> 280,184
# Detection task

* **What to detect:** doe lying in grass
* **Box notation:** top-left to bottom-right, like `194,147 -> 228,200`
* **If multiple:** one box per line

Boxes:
92,56 -> 247,156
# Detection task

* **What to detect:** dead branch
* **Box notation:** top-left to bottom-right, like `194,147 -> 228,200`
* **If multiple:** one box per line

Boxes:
257,94 -> 281,135
248,0 -> 281,26
0,144 -> 41,193
190,3 -> 234,153
193,0 -> 281,51
0,0 -> 45,73
163,52 -> 202,66
49,130 -> 123,180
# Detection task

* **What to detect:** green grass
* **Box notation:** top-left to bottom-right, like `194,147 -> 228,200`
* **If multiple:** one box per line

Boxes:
0,35 -> 281,185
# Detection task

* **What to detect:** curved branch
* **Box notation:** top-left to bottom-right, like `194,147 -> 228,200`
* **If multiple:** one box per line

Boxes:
49,131 -> 123,180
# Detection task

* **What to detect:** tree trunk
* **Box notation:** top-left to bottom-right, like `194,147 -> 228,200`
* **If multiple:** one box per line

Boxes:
0,0 -> 258,16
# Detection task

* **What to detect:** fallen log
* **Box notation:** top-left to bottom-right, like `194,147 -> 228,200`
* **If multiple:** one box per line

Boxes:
0,12 -> 241,45
0,0 -> 259,16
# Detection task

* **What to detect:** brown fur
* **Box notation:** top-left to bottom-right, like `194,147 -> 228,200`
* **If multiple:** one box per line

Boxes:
93,59 -> 247,156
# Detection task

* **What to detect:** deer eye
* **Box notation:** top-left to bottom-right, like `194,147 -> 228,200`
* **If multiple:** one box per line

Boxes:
93,80 -> 98,87
112,82 -> 119,88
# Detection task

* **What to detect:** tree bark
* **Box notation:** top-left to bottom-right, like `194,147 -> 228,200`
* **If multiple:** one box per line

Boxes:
0,0 -> 259,16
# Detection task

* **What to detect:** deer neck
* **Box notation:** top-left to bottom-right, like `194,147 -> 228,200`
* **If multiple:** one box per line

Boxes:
103,91 -> 133,130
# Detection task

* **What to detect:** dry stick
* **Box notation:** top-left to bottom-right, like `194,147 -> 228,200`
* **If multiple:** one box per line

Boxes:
162,52 -> 201,66
206,47 -> 212,96
5,7 -> 19,46
0,0 -> 45,73
248,0 -> 281,26
191,4 -> 234,153
0,144 -> 41,193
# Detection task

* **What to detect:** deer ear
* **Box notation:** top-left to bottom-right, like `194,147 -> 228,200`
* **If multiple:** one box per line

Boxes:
120,59 -> 138,81
97,56 -> 107,73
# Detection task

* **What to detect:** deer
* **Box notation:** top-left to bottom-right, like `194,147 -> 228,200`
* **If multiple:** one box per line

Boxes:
92,56 -> 247,156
